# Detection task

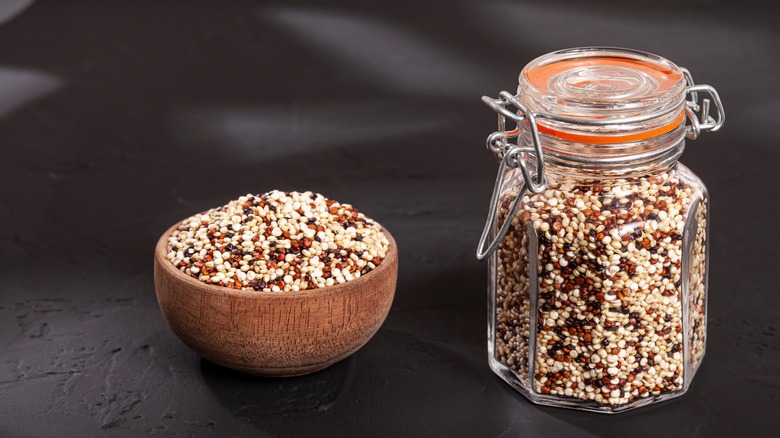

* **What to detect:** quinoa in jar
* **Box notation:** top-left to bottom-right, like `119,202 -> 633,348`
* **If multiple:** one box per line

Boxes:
477,48 -> 723,413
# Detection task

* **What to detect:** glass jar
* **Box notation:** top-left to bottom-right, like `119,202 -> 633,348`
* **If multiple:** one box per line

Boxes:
477,47 -> 724,413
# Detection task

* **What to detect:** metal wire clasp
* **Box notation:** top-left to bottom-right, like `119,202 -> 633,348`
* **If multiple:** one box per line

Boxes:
476,92 -> 547,261
682,68 -> 725,140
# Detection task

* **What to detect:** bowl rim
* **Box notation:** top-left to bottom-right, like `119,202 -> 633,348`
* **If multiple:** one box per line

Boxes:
155,220 -> 397,299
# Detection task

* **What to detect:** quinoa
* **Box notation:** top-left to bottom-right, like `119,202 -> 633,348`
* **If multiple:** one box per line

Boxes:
165,190 -> 389,292
494,168 -> 707,407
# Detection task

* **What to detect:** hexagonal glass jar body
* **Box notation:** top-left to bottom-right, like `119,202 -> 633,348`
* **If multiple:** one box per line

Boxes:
487,154 -> 708,413
483,48 -> 719,413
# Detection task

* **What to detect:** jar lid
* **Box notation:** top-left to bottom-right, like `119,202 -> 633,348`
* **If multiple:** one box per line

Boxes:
518,47 -> 687,145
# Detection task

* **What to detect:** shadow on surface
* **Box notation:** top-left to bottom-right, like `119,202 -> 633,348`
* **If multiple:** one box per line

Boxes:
200,355 -> 356,422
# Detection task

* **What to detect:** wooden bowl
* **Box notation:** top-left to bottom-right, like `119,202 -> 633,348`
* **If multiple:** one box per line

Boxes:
154,222 -> 398,377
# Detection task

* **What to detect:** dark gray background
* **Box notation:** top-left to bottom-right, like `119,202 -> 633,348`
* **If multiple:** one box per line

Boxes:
1,0 -> 778,436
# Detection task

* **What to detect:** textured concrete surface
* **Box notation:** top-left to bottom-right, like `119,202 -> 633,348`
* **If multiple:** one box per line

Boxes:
1,1 -> 779,436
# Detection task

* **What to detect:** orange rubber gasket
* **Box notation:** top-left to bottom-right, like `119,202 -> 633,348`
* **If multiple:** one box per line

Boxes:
535,112 -> 685,145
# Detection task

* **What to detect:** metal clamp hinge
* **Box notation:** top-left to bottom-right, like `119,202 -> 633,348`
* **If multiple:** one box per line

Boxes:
682,67 -> 725,140
476,92 -> 547,261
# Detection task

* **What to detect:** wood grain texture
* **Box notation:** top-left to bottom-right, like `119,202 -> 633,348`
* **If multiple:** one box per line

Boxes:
154,222 -> 398,377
